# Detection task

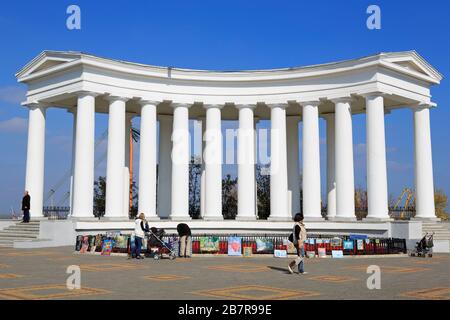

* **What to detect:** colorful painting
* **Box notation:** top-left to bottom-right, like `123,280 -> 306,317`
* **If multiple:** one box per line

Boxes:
331,238 -> 342,247
79,236 -> 89,253
343,240 -> 354,250
227,237 -> 242,256
243,247 -> 253,257
357,239 -> 364,251
199,237 -> 220,252
101,239 -> 113,256
256,238 -> 273,252
318,247 -> 327,258
274,249 -> 287,258
114,235 -> 128,250
332,250 -> 344,258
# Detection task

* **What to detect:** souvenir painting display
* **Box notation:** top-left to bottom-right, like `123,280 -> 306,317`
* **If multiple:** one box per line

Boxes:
343,240 -> 354,250
357,239 -> 364,251
199,236 -> 220,252
318,247 -> 327,258
256,238 -> 273,253
243,246 -> 253,257
79,236 -> 89,253
101,239 -> 114,256
274,249 -> 288,258
227,237 -> 242,256
332,250 -> 344,258
306,251 -> 316,258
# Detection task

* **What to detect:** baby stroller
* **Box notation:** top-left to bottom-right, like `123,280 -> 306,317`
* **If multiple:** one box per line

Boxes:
410,232 -> 434,258
146,227 -> 177,260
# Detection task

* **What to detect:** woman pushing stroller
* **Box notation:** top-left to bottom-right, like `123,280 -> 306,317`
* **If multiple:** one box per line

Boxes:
131,213 -> 150,259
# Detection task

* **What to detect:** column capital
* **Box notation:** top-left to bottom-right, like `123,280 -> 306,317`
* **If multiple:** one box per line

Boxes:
24,102 -> 49,110
297,99 -> 321,107
104,95 -> 131,103
137,98 -> 162,106
266,103 -> 288,109
235,104 -> 256,110
171,102 -> 192,109
74,91 -> 101,99
411,102 -> 437,111
329,96 -> 355,104
358,91 -> 387,99
203,103 -> 224,110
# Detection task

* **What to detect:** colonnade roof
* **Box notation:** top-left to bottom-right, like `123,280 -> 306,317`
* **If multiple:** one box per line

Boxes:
16,50 -> 442,120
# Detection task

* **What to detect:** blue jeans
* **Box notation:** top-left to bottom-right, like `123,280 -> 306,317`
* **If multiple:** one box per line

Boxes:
132,236 -> 143,258
296,246 -> 305,273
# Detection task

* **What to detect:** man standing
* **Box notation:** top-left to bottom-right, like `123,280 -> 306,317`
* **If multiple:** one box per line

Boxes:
288,213 -> 308,275
21,191 -> 31,223
177,223 -> 192,258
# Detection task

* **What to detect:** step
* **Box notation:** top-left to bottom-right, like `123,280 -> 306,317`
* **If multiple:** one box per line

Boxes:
0,230 -> 39,236
0,234 -> 38,239
3,226 -> 40,231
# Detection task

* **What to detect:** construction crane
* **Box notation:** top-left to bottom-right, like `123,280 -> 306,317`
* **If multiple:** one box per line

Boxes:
392,188 -> 415,220
44,129 -> 108,206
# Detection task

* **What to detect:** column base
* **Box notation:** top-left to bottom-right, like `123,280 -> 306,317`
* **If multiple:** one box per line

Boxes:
303,217 -> 325,222
412,217 -> 441,222
203,216 -> 224,221
70,216 -> 102,222
145,216 -> 160,221
100,217 -> 132,222
170,216 -> 192,221
236,216 -> 257,221
267,216 -> 292,222
363,217 -> 393,222
327,217 -> 357,222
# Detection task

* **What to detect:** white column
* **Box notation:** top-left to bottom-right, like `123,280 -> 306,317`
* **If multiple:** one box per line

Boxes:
286,116 -> 301,217
72,93 -> 97,218
123,113 -> 133,218
69,109 -> 76,216
301,101 -> 322,220
203,104 -> 223,220
199,117 -> 206,219
333,98 -> 356,220
104,96 -> 128,219
254,117 -> 259,219
413,105 -> 436,219
236,104 -> 256,220
24,104 -> 46,218
268,104 -> 289,220
138,101 -> 159,219
171,103 -> 191,220
157,115 -> 173,218
323,113 -> 336,219
365,94 -> 390,220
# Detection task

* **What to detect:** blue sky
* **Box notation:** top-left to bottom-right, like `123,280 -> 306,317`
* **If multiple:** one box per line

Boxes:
0,0 -> 449,216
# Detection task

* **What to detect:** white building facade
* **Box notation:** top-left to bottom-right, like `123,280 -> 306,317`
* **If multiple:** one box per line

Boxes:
17,51 -> 442,224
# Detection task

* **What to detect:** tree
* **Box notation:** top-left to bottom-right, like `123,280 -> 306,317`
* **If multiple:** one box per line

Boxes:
354,187 -> 368,220
256,165 -> 270,219
93,176 -> 106,218
222,174 -> 238,219
189,156 -> 202,219
435,189 -> 449,221
93,175 -> 138,219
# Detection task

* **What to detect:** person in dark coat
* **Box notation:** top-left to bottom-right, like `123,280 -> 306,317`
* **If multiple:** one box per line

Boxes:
176,223 -> 192,258
21,191 -> 31,223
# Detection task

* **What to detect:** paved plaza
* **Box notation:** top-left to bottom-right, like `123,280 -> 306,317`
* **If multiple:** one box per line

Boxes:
0,246 -> 449,300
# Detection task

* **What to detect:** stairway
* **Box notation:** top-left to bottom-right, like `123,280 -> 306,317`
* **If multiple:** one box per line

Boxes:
0,221 -> 40,248
422,221 -> 450,253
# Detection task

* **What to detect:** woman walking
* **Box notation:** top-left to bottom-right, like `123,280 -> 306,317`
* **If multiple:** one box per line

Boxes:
132,213 -> 149,259
288,213 -> 308,275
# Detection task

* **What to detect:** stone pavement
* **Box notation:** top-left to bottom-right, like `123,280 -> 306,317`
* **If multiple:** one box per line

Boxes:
0,246 -> 449,300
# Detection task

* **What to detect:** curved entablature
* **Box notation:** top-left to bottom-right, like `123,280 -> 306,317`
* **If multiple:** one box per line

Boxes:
16,50 -> 442,119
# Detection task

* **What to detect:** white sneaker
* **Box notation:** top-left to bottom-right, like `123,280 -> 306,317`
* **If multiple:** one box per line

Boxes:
299,271 -> 308,275
287,264 -> 294,274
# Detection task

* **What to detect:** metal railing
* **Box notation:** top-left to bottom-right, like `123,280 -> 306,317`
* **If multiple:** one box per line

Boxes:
43,206 -> 70,220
